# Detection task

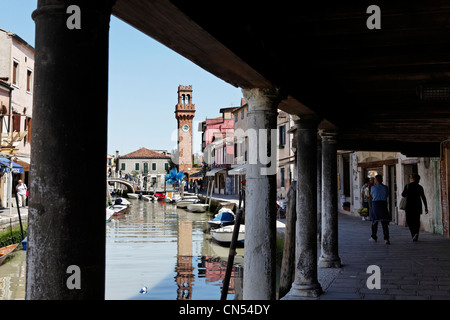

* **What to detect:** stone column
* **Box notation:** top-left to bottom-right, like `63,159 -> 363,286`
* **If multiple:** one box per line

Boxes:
317,141 -> 322,243
242,87 -> 283,300
288,115 -> 323,298
27,0 -> 115,299
319,130 -> 341,268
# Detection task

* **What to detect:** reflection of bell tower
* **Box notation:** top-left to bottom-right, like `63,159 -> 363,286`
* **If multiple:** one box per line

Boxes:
175,218 -> 194,300
175,85 -> 195,175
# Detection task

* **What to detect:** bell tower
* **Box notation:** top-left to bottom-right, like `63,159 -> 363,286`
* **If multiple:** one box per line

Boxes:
175,85 -> 195,175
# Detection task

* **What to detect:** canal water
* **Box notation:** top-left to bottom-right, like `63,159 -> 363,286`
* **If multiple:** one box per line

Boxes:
0,198 -> 244,300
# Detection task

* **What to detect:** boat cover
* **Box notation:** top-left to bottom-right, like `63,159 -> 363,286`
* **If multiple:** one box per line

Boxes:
213,210 -> 234,222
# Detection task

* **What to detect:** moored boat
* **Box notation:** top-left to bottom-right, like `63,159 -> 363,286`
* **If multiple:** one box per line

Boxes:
142,195 -> 156,201
106,207 -> 115,222
154,192 -> 166,201
176,199 -> 197,209
187,203 -> 209,213
0,243 -> 19,265
208,209 -> 235,228
210,224 -> 245,247
107,204 -> 128,216
127,193 -> 140,199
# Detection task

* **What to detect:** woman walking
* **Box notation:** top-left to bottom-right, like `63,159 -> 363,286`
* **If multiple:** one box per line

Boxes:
401,173 -> 428,242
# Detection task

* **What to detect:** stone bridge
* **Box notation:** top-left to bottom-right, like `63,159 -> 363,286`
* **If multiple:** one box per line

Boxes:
107,177 -> 138,193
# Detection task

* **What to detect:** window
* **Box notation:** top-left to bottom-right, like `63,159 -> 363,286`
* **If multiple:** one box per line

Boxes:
279,125 -> 286,147
143,163 -> 148,174
12,112 -> 20,132
165,163 -> 169,171
152,163 -> 156,170
135,163 -> 139,171
241,110 -> 244,120
235,113 -> 238,122
280,167 -> 285,188
27,70 -> 32,92
12,61 -> 18,85
24,117 -> 32,145
121,163 -> 125,171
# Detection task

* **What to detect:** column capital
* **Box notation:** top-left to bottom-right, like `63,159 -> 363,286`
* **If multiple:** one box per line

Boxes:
319,129 -> 339,143
241,87 -> 286,112
293,114 -> 322,130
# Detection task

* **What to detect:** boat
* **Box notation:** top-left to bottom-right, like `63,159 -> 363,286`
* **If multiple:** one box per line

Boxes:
142,195 -> 156,202
114,198 -> 131,206
127,193 -> 140,199
165,193 -> 180,203
107,204 -> 128,216
106,207 -> 115,222
187,203 -> 209,213
208,209 -> 235,228
210,224 -> 245,247
154,192 -> 166,201
0,243 -> 19,265
176,198 -> 199,209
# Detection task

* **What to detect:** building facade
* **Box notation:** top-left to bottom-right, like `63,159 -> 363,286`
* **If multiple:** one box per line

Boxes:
117,147 -> 171,189
201,106 -> 237,195
229,99 -> 248,195
276,110 -> 295,199
0,29 -> 34,207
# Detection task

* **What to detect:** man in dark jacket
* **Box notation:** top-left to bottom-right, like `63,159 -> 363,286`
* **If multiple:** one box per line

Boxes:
401,173 -> 428,242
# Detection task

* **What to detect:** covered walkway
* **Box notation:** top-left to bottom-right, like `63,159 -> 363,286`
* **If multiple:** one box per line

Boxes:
283,213 -> 450,300
26,0 -> 450,300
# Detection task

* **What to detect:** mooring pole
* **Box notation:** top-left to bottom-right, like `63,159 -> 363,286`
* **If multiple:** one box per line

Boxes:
220,209 -> 243,300
14,189 -> 24,241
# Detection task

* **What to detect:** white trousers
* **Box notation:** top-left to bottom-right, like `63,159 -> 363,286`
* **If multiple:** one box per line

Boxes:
17,193 -> 27,207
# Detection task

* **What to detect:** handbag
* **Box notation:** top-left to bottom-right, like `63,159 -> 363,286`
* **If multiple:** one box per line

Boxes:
399,184 -> 408,210
399,197 -> 407,210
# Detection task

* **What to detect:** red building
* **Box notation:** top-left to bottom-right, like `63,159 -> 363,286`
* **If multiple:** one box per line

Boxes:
199,107 -> 237,194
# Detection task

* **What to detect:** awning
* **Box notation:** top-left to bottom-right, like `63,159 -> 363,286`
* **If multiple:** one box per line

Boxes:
206,167 -> 226,177
0,157 -> 23,173
228,164 -> 247,176
14,156 -> 30,171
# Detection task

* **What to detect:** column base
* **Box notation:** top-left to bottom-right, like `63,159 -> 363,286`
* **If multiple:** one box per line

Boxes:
319,256 -> 342,268
286,282 -> 323,298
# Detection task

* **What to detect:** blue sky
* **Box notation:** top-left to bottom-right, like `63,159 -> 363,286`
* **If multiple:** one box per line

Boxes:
0,1 -> 244,155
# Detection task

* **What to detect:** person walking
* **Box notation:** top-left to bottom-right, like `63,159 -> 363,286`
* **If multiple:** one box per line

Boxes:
401,173 -> 428,242
361,178 -> 370,209
369,174 -> 391,244
16,180 -> 28,208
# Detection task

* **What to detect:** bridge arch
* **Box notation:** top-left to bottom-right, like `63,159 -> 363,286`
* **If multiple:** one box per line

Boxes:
107,178 -> 136,193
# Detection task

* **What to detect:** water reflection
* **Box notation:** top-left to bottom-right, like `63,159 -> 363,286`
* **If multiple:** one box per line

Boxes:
0,250 -> 26,300
0,198 -> 243,300
106,198 -> 243,300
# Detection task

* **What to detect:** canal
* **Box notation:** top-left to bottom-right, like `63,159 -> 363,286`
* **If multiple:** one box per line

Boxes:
0,198 -> 244,300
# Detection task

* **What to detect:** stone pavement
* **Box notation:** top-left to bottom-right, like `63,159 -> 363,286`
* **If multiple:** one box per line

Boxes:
284,212 -> 450,300
0,206 -> 28,229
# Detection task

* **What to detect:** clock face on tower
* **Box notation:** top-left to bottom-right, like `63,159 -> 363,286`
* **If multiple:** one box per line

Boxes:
182,124 -> 189,132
